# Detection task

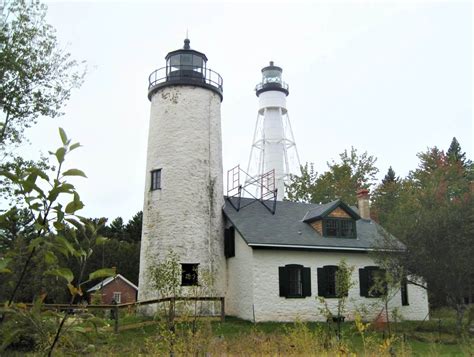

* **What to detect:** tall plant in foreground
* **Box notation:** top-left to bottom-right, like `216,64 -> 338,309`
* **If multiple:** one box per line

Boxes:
317,259 -> 355,340
148,250 -> 215,355
0,129 -> 114,354
0,128 -> 86,311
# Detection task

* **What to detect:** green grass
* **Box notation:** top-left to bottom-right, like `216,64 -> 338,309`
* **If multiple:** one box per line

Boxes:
3,308 -> 472,355
87,313 -> 472,356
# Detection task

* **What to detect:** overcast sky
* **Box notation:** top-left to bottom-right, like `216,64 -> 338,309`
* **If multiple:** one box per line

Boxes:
17,0 -> 472,222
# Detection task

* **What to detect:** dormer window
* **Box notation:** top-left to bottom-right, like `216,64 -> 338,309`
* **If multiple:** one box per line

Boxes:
323,218 -> 356,238
303,200 -> 360,238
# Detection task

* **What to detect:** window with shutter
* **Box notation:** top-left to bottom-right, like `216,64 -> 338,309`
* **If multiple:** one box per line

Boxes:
318,266 -> 340,298
279,265 -> 311,298
359,266 -> 386,298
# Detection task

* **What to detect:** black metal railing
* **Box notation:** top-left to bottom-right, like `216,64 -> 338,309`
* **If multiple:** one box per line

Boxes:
255,80 -> 289,93
148,65 -> 223,95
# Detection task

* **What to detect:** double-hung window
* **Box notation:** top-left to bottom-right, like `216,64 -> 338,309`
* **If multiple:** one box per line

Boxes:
151,169 -> 162,191
279,264 -> 311,298
359,266 -> 387,298
317,265 -> 343,298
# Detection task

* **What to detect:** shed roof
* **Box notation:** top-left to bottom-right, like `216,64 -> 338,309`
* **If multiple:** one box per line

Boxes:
223,197 -> 403,252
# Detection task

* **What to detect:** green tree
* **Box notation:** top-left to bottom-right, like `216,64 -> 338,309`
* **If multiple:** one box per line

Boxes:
124,211 -> 142,242
378,146 -> 473,334
287,147 -> 378,205
447,137 -> 468,166
371,166 -> 402,225
0,0 -> 84,150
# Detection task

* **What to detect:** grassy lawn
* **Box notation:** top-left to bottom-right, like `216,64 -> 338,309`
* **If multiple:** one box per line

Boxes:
2,308 -> 472,355
85,311 -> 473,356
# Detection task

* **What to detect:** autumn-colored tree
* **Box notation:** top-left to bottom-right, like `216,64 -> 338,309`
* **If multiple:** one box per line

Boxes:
286,147 -> 378,205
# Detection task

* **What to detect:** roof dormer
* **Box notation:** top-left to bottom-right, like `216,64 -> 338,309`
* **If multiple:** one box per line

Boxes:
303,200 -> 360,238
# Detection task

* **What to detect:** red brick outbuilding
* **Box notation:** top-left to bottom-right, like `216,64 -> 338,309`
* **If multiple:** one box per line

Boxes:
87,274 -> 138,304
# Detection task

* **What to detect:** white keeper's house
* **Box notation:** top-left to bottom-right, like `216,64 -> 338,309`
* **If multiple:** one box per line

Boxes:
137,39 -> 429,322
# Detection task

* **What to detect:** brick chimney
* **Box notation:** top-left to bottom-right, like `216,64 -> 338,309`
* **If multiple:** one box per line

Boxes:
357,188 -> 371,220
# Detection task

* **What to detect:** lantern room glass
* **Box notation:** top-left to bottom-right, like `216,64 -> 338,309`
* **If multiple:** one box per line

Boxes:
167,53 -> 205,76
262,68 -> 282,85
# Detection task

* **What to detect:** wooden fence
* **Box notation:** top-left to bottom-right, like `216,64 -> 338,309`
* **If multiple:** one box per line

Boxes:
25,296 -> 225,333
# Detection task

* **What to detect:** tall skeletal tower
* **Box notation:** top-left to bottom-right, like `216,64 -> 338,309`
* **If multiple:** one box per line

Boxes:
246,62 -> 300,200
138,39 -> 225,305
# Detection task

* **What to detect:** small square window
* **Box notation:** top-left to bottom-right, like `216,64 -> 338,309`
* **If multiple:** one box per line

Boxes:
151,169 -> 161,191
113,292 -> 121,303
181,264 -> 198,286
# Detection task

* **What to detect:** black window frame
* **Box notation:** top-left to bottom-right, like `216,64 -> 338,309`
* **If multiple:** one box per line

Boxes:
318,265 -> 346,298
181,263 -> 198,286
322,218 -> 356,238
151,169 -> 162,191
359,266 -> 387,298
279,264 -> 311,298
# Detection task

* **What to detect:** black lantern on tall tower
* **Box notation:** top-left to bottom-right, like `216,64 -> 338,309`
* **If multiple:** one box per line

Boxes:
255,61 -> 289,97
165,38 -> 207,81
148,38 -> 223,100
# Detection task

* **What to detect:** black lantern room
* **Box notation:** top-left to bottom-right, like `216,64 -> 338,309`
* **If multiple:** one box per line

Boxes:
148,39 -> 223,101
255,61 -> 289,97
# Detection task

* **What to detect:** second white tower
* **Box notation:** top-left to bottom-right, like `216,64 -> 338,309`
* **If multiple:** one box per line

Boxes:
246,62 -> 300,200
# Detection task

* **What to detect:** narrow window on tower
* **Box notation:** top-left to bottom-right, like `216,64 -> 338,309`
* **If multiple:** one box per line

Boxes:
151,169 -> 161,191
181,264 -> 198,286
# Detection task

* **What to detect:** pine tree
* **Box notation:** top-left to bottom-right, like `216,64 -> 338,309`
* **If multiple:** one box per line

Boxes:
371,166 -> 402,225
382,166 -> 397,185
447,137 -> 464,162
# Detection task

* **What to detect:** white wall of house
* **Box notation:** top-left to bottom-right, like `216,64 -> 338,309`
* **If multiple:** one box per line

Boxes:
225,231 -> 255,320
227,248 -> 429,322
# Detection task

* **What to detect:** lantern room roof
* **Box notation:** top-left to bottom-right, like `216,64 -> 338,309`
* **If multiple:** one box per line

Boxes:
165,38 -> 208,62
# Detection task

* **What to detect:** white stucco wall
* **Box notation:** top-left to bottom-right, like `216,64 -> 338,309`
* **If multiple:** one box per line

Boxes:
228,249 -> 428,322
138,85 -> 225,306
225,231 -> 255,321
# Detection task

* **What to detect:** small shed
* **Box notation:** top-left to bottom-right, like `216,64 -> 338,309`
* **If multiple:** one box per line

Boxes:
87,274 -> 138,304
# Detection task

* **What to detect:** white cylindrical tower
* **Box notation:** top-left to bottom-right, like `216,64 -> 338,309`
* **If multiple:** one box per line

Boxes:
138,39 -> 225,305
246,62 -> 300,200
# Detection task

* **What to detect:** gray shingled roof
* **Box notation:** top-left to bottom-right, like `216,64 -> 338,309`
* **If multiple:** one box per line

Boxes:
302,199 -> 360,222
223,197 -> 403,252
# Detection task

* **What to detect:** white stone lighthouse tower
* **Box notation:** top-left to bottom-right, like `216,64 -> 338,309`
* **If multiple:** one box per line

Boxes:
246,62 -> 300,200
138,39 -> 225,303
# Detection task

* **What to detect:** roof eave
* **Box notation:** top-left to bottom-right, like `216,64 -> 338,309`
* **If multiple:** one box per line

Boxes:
248,243 -> 404,253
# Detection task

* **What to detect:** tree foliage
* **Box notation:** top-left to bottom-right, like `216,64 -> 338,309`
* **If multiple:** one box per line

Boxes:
0,0 -> 85,150
373,140 -> 473,333
286,147 -> 378,205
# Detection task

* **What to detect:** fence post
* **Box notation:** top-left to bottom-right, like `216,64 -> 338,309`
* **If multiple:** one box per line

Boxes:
114,305 -> 119,333
220,297 -> 225,322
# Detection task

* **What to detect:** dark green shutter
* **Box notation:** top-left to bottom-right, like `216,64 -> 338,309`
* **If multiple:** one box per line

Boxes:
401,276 -> 409,306
359,268 -> 369,297
279,266 -> 288,297
302,267 -> 311,297
317,268 -> 327,297
224,227 -> 235,258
